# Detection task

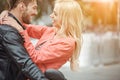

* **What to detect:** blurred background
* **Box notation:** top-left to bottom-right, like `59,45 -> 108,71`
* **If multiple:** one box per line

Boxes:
0,0 -> 120,80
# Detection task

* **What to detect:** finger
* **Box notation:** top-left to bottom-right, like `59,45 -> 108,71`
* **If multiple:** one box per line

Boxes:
3,17 -> 14,21
2,21 -> 7,24
0,17 -> 3,23
2,18 -> 7,21
4,13 -> 8,17
2,17 -> 11,21
0,16 -> 3,20
0,20 -> 2,24
2,21 -> 10,25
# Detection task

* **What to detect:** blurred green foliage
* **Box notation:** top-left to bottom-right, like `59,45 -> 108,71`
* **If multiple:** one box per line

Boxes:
35,0 -> 54,20
0,0 -> 8,13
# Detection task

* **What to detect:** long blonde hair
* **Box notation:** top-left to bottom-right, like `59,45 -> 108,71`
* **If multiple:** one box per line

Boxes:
55,0 -> 83,71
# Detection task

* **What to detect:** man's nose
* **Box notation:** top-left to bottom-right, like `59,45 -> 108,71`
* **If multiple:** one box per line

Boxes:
33,10 -> 38,16
35,10 -> 38,15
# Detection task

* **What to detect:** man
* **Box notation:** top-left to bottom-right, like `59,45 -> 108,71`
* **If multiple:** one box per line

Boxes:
0,0 -> 67,80
0,0 -> 49,80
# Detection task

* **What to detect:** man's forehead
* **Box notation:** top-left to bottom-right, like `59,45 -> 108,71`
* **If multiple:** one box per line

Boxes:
27,0 -> 37,6
28,0 -> 37,5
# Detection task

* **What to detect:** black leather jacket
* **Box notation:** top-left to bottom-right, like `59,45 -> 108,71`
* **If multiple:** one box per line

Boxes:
0,14 -> 48,80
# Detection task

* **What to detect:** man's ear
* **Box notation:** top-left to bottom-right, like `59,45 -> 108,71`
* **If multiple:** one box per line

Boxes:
18,2 -> 26,12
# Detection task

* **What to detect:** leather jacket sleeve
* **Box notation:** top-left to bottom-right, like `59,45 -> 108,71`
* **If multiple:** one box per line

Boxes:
1,25 -> 48,80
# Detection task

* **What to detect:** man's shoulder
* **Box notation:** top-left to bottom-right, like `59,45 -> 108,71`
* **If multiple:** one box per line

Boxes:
0,24 -> 22,42
0,24 -> 17,32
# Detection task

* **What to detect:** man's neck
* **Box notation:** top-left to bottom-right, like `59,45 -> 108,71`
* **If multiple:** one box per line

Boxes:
10,9 -> 22,23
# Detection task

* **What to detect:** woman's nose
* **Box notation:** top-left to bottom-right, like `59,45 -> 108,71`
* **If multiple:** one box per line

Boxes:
50,13 -> 53,18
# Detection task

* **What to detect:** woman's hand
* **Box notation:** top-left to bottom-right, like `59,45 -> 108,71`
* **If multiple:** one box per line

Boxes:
0,10 -> 8,24
2,16 -> 24,32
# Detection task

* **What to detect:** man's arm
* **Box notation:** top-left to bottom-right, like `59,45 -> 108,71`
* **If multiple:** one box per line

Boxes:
1,25 -> 48,80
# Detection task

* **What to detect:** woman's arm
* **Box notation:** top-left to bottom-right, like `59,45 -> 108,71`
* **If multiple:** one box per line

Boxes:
21,30 -> 75,64
23,24 -> 49,39
1,16 -> 50,39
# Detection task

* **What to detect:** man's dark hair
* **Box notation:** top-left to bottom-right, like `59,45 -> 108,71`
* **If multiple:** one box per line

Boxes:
7,0 -> 36,10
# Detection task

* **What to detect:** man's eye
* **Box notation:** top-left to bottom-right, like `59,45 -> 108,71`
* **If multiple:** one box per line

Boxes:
33,7 -> 37,9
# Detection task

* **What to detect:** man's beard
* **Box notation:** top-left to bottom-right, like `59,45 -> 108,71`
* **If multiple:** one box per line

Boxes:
22,12 -> 31,24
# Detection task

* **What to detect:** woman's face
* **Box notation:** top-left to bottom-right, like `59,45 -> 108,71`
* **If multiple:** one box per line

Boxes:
50,5 -> 61,28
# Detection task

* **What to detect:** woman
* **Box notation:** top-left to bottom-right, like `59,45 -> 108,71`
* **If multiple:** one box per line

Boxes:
1,0 -> 83,72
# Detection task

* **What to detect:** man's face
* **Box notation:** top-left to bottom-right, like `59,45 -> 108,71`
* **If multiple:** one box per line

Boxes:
22,0 -> 38,24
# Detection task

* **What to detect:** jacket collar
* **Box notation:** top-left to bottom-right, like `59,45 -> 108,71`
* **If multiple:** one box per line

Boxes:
8,13 -> 25,30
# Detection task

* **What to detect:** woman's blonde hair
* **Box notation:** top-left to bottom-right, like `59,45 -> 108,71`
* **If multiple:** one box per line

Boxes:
55,0 -> 83,71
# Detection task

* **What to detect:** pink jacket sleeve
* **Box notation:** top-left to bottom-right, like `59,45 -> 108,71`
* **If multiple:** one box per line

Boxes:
23,24 -> 49,39
20,30 -> 75,64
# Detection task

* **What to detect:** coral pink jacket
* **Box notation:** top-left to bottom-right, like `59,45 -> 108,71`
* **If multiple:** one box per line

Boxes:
20,24 -> 75,72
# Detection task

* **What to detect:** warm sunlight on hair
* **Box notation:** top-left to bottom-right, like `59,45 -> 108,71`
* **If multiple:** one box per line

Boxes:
100,0 -> 114,2
83,0 -> 116,2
